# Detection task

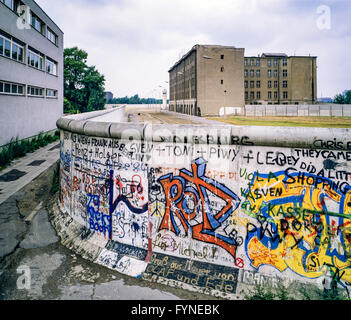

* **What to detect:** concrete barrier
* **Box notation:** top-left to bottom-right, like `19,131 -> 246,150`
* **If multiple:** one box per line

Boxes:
53,110 -> 351,299
245,104 -> 351,117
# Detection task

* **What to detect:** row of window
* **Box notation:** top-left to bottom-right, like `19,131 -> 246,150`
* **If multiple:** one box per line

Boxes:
0,0 -> 58,45
245,69 -> 288,78
245,91 -> 289,100
0,80 -> 58,98
244,58 -> 288,67
245,80 -> 288,89
0,30 -> 58,75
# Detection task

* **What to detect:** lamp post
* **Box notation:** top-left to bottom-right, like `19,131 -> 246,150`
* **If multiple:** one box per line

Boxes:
164,81 -> 169,111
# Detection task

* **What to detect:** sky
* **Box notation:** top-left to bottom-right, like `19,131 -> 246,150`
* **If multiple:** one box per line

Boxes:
35,0 -> 351,99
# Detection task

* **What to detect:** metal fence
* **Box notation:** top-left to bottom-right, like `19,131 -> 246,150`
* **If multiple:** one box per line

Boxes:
244,104 -> 351,117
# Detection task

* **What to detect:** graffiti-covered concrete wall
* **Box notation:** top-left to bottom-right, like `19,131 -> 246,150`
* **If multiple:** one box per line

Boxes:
54,110 -> 351,299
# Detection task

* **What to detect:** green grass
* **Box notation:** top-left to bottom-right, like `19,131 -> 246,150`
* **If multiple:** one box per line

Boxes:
50,160 -> 60,194
208,116 -> 351,128
0,130 -> 60,171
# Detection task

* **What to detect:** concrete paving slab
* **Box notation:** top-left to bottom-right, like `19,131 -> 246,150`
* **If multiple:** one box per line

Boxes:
19,209 -> 59,249
0,141 -> 60,205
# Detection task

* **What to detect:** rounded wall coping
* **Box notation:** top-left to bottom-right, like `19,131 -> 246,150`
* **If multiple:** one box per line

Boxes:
57,109 -> 351,151
62,107 -> 124,121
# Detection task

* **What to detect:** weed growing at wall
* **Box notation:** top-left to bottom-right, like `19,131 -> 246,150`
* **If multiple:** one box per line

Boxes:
0,131 -> 60,170
243,282 -> 297,300
244,284 -> 277,300
50,160 -> 60,194
244,282 -> 349,300
298,283 -> 348,300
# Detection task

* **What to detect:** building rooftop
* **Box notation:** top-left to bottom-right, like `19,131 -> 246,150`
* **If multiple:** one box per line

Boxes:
261,53 -> 288,57
168,44 -> 243,73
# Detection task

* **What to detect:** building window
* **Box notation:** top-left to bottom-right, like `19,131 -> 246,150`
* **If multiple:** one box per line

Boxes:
27,85 -> 44,97
46,57 -> 57,75
250,59 -> 254,66
31,12 -> 45,35
220,54 -> 224,59
283,91 -> 288,99
274,59 -> 278,67
245,91 -> 248,100
283,80 -> 288,88
244,81 -> 248,88
27,48 -> 44,70
244,59 -> 248,66
220,79 -> 223,85
256,70 -> 260,77
256,81 -> 261,88
256,59 -> 260,67
274,70 -> 278,77
0,80 -> 24,95
267,70 -> 272,77
220,66 -> 224,72
257,91 -> 261,99
268,91 -> 272,99
274,91 -> 278,99
4,37 -> 11,57
46,88 -> 58,98
282,58 -> 287,66
0,32 -> 24,63
268,80 -> 272,88
250,70 -> 254,77
250,81 -> 254,88
47,28 -> 58,45
244,69 -> 248,77
2,0 -> 13,10
267,59 -> 272,67
274,81 -> 278,88
250,92 -> 254,99
283,69 -> 288,77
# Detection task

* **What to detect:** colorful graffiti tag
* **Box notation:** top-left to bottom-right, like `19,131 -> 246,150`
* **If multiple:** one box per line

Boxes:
157,157 -> 241,258
241,169 -> 351,290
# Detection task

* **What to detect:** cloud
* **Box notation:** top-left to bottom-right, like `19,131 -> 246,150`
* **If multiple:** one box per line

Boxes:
35,0 -> 351,98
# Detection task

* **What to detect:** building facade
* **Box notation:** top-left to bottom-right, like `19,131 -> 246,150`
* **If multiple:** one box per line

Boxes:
169,44 -> 245,117
105,91 -> 113,102
244,53 -> 317,105
0,0 -> 63,146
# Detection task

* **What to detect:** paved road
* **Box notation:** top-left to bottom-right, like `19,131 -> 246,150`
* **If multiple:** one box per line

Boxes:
127,107 -> 208,125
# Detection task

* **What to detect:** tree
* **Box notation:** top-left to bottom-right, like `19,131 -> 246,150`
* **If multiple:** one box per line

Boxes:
107,95 -> 162,105
333,90 -> 351,104
64,47 -> 105,113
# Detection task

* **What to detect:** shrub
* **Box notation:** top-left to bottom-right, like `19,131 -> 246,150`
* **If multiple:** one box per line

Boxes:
0,131 -> 60,171
50,160 -> 60,194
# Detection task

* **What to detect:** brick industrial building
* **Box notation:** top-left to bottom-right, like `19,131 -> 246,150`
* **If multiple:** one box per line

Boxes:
168,45 -> 245,117
244,53 -> 317,105
169,45 -> 317,117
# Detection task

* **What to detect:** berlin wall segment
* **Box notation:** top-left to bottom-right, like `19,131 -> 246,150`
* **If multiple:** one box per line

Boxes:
56,117 -> 351,299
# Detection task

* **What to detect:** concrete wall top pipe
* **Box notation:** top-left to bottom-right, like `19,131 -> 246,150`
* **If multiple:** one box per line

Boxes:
56,108 -> 351,151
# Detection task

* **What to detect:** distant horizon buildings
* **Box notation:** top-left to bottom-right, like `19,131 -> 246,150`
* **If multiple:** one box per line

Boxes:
0,0 -> 63,146
169,44 -> 318,117
105,91 -> 113,102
